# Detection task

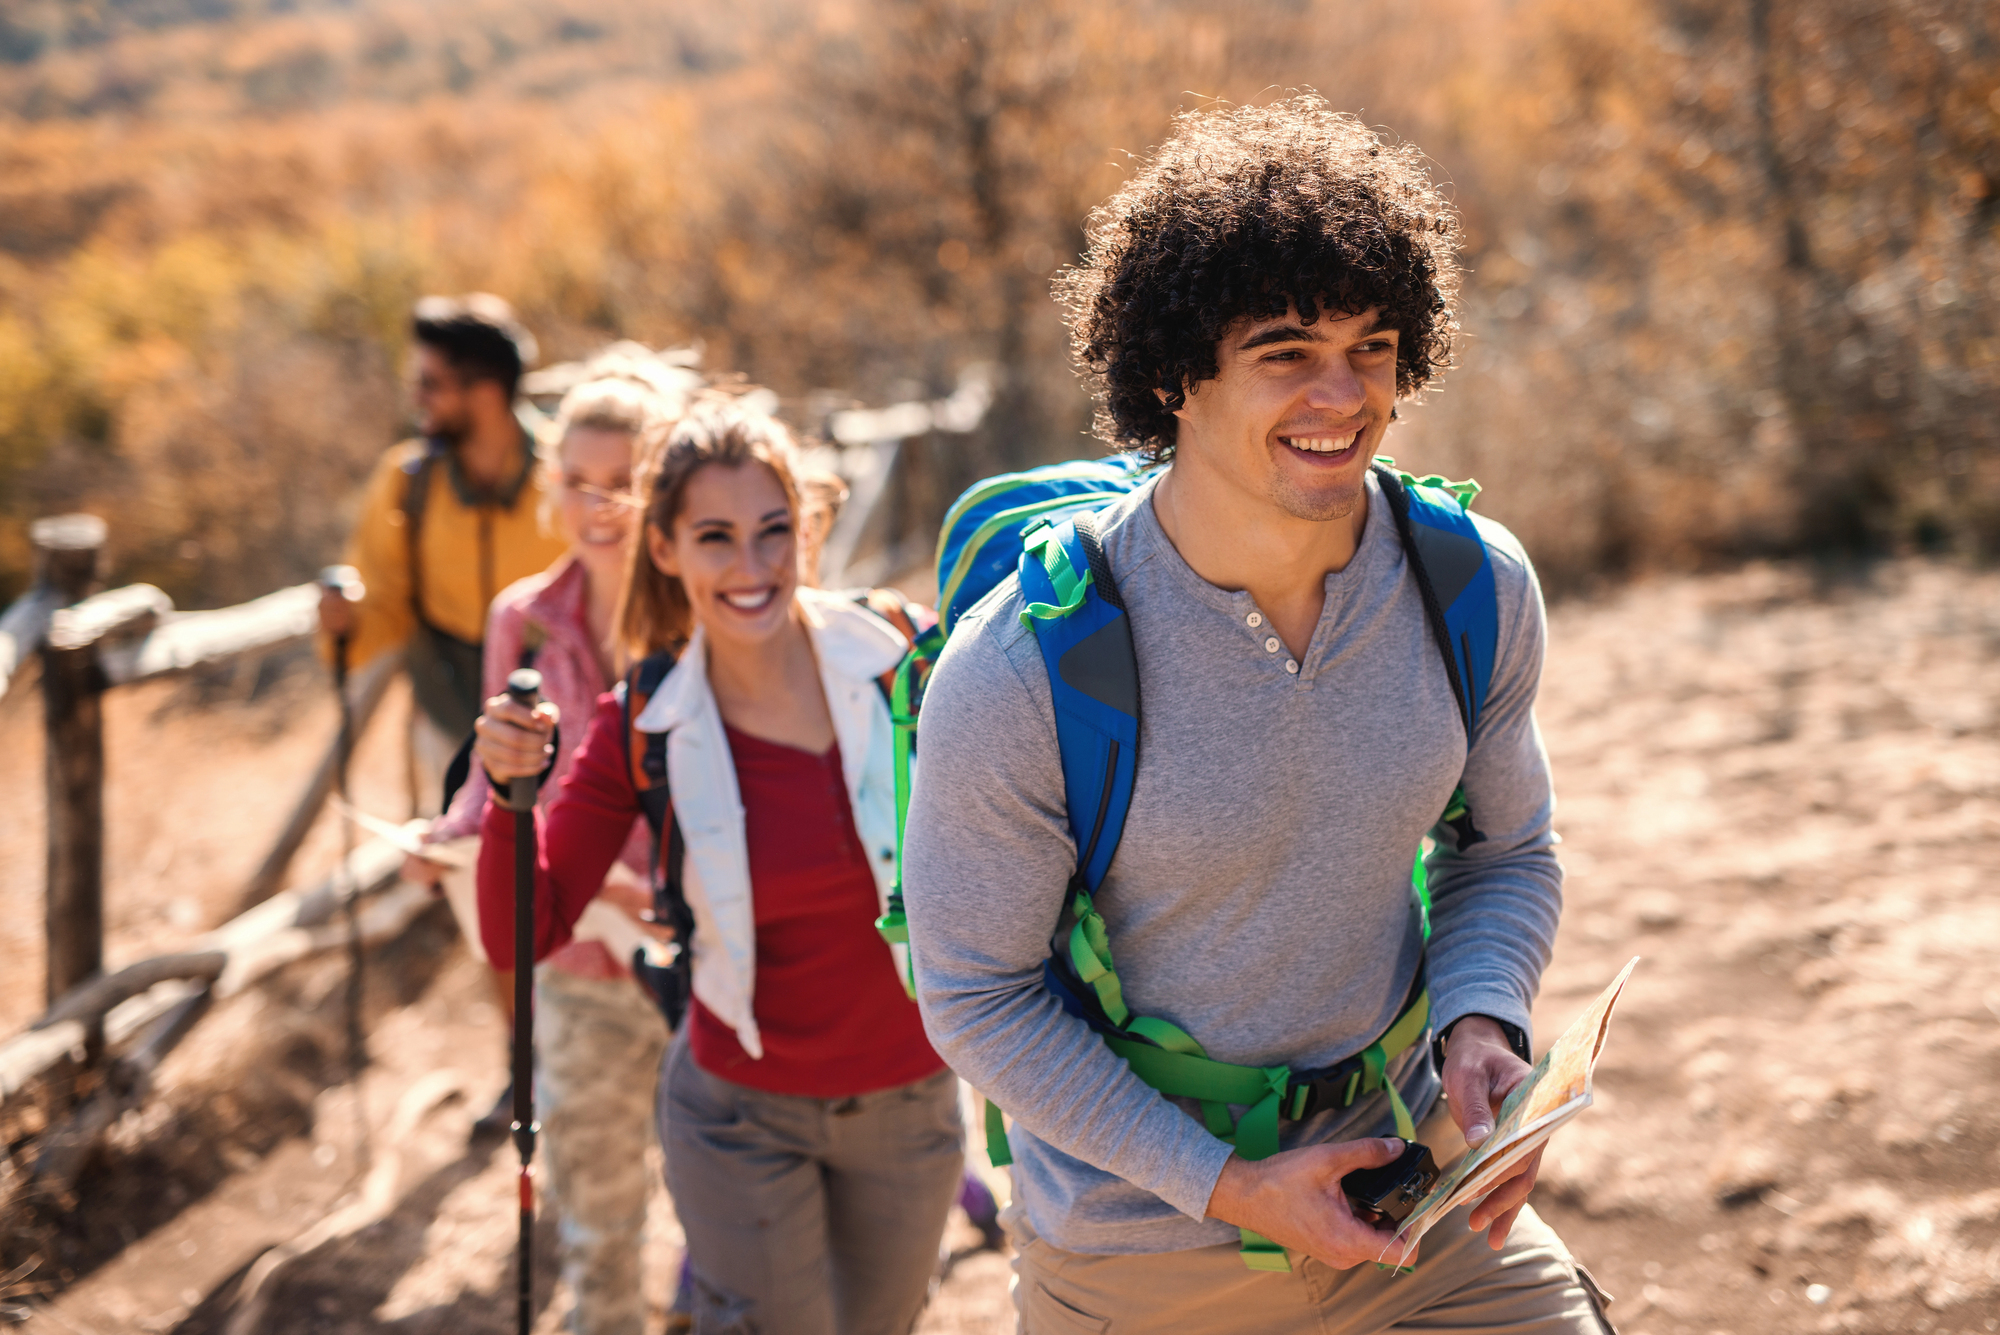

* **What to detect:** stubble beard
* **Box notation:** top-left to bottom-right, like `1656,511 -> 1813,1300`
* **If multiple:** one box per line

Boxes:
1269,466 -> 1366,524
425,411 -> 469,448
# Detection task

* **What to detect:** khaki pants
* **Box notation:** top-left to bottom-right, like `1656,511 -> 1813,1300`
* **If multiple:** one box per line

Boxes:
1009,1097 -> 1615,1335
537,965 -> 672,1335
1009,1200 -> 1614,1335
658,1036 -> 964,1335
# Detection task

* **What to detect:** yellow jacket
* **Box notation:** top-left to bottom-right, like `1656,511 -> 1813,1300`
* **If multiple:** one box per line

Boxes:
331,437 -> 570,672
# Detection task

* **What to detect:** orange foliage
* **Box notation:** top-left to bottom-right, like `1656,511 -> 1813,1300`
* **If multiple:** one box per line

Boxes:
0,0 -> 1993,604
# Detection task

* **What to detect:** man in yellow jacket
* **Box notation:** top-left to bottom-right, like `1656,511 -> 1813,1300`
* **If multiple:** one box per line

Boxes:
320,295 -> 567,1134
320,293 -> 567,771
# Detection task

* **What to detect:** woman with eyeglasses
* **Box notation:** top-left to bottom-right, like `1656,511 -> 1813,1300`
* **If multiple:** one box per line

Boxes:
412,372 -> 683,1335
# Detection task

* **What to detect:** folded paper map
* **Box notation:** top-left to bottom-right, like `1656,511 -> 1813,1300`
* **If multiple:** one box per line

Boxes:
333,799 -> 677,967
1384,957 -> 1639,1265
329,798 -> 474,868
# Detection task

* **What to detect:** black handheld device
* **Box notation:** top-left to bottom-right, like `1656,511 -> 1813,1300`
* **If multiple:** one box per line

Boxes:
1341,1140 -> 1440,1226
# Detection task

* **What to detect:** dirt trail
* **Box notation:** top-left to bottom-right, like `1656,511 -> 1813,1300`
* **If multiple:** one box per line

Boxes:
1526,561 -> 2000,1335
4,560 -> 1998,1333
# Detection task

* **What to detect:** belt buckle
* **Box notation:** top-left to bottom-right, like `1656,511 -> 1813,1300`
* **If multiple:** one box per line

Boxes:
1287,1056 -> 1364,1121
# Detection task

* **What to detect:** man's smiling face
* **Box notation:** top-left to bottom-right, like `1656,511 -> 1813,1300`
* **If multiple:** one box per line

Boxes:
1168,304 -> 1401,523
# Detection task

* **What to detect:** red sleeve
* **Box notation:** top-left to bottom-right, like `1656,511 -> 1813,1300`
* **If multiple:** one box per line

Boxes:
478,691 -> 644,969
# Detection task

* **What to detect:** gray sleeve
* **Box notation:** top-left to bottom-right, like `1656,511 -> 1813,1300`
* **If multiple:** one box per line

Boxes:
901,597 -> 1236,1222
1422,522 -> 1564,1044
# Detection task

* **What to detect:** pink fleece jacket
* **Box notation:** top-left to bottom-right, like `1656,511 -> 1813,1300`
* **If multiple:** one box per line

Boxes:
427,554 -> 651,977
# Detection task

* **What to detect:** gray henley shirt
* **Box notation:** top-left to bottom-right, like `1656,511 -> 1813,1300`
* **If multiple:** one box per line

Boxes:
902,468 -> 1562,1254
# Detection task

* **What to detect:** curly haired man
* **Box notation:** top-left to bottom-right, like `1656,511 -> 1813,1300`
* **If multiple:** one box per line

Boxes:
902,97 -> 1617,1332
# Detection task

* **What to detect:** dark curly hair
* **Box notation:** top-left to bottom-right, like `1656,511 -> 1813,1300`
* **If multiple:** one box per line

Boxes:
1057,96 -> 1461,460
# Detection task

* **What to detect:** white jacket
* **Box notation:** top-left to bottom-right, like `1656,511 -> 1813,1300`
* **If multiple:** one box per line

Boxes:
630,587 -> 910,1059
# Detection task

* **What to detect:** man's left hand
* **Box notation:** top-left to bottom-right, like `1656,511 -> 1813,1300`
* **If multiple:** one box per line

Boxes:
1439,1015 -> 1541,1250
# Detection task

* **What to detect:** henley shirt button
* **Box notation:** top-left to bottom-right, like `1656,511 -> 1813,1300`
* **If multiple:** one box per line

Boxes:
1246,612 -> 1264,628
1285,659 -> 1300,675
1263,636 -> 1280,653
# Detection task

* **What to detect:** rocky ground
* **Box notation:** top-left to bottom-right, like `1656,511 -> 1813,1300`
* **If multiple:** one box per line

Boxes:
3,559 -> 1997,1334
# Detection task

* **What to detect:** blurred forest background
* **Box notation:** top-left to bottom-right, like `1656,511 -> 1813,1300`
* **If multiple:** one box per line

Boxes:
0,0 -> 1995,607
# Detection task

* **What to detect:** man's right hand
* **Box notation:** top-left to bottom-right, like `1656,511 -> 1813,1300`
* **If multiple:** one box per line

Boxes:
474,693 -> 560,782
1203,1138 -> 1412,1270
318,585 -> 356,638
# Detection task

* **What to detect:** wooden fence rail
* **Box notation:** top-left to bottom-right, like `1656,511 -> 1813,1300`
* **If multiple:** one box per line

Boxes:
0,514 -> 428,1195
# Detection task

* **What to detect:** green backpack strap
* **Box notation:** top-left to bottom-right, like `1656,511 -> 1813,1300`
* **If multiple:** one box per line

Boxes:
874,622 -> 945,999
1071,877 -> 1429,1271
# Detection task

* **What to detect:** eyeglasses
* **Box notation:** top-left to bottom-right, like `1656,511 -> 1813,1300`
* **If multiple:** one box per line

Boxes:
563,479 -> 643,509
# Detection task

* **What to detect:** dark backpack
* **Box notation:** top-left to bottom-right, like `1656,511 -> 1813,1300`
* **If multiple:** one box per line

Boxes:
400,434 -> 543,740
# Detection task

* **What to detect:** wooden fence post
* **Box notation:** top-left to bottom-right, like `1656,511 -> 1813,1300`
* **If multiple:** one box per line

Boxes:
35,515 -> 107,1005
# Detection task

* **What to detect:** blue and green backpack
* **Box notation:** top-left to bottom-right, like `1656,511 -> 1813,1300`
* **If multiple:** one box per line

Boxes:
877,454 -> 1501,1272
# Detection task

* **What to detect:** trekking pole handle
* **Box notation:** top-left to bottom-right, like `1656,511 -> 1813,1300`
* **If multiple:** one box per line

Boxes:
504,669 -> 544,810
317,563 -> 364,598
318,566 -> 362,689
505,667 -> 543,706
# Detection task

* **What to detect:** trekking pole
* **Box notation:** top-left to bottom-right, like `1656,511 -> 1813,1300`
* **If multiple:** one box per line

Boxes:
503,667 -> 544,1335
318,564 -> 369,1159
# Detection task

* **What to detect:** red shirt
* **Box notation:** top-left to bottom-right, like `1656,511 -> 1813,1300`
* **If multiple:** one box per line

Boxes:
689,725 -> 944,1096
478,695 -> 944,1099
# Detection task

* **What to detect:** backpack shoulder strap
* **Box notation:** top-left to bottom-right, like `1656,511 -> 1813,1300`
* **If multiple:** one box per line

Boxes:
517,618 -> 547,671
1017,510 -> 1139,893
852,586 -> 931,703
401,440 -> 447,628
620,649 -> 678,839
1373,464 -> 1499,738
1375,463 -> 1497,858
620,647 -> 695,1027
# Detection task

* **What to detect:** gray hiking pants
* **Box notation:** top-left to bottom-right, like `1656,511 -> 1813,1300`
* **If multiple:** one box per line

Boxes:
657,1033 -> 963,1335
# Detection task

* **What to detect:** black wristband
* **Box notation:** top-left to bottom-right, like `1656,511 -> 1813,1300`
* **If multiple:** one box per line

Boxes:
484,721 -> 559,811
1433,1013 -> 1532,1070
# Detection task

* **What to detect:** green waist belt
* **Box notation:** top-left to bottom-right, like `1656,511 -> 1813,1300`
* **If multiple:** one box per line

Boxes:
984,981 -> 1431,1274
971,828 -> 1450,1275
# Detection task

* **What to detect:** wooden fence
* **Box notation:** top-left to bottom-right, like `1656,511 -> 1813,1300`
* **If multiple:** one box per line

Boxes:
0,516 -> 428,1196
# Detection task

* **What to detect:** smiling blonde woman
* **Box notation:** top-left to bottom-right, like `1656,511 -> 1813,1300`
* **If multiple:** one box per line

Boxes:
416,371 -> 682,1335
